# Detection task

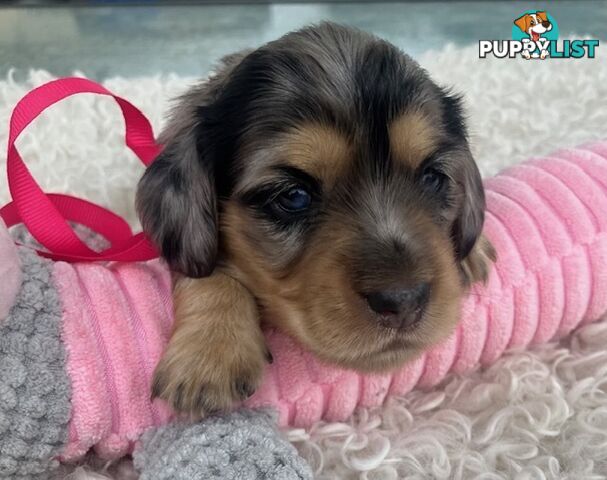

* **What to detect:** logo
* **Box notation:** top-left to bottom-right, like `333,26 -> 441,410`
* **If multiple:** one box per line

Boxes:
479,10 -> 599,60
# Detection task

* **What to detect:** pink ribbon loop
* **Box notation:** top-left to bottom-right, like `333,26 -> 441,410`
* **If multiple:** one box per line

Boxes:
0,77 -> 161,262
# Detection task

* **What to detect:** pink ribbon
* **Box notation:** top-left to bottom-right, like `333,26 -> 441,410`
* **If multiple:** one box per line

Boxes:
0,77 -> 161,262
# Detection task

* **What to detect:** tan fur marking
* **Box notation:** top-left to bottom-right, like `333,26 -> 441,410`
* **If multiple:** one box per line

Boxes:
461,235 -> 497,286
280,124 -> 352,187
389,110 -> 439,168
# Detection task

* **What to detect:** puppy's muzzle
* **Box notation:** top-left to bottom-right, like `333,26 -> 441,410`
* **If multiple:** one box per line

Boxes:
363,283 -> 430,329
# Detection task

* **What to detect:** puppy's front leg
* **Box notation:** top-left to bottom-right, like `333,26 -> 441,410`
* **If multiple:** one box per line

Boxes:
152,272 -> 269,416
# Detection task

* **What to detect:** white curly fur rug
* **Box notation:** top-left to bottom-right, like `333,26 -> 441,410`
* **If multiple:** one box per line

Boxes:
1,41 -> 607,479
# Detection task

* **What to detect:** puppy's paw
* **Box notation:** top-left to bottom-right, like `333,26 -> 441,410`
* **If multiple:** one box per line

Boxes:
460,235 -> 496,287
152,273 -> 269,416
151,337 -> 267,415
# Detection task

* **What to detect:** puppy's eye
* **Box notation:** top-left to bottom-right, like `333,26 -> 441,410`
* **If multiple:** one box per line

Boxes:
421,168 -> 446,192
274,187 -> 311,212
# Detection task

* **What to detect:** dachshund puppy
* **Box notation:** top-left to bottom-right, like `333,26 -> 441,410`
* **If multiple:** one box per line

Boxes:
137,22 -> 495,416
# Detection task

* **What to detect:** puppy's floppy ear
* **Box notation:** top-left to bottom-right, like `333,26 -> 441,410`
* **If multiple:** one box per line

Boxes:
451,147 -> 495,278
537,11 -> 548,22
137,122 -> 215,278
514,14 -> 531,33
136,52 -> 248,278
452,149 -> 496,285
452,149 -> 486,259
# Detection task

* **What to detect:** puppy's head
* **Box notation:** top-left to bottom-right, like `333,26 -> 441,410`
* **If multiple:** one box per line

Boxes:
137,23 -> 493,372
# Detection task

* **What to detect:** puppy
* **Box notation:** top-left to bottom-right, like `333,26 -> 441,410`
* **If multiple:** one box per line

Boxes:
514,11 -> 553,59
137,22 -> 495,416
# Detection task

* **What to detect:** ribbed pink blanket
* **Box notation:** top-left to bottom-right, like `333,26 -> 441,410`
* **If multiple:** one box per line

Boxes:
10,142 -> 606,460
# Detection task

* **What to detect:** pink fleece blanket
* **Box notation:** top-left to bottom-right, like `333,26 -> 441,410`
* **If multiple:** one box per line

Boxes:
27,141 -> 607,460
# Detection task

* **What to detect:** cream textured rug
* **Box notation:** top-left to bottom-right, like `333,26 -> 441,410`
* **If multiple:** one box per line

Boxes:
1,41 -> 607,479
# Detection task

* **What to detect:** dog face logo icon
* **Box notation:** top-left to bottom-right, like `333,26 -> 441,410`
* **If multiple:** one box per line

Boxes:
512,10 -> 559,59
514,11 -> 553,43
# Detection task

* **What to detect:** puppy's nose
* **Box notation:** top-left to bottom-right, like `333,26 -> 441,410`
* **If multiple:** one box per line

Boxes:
542,21 -> 551,28
363,283 -> 430,329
